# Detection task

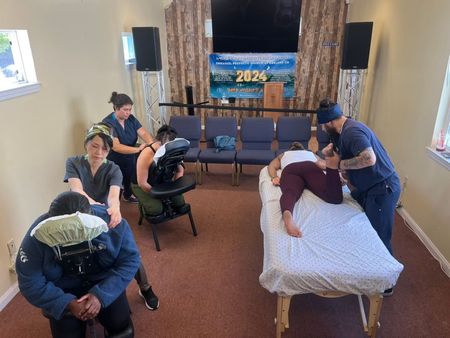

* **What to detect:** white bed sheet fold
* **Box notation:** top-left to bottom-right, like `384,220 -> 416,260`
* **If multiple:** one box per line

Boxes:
259,167 -> 403,296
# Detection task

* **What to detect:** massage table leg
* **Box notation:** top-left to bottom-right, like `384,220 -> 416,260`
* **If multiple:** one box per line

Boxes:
358,294 -> 383,337
273,293 -> 383,338
275,296 -> 291,338
367,295 -> 383,338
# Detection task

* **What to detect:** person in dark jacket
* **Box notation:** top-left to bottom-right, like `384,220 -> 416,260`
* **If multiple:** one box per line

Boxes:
16,191 -> 139,338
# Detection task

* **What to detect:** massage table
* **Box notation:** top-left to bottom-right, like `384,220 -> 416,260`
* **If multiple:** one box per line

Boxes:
258,167 -> 404,338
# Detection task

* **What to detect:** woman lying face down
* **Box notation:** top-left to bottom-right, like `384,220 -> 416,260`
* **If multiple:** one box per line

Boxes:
267,142 -> 342,237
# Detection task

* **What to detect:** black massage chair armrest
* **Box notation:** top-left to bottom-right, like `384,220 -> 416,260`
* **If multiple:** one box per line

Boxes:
149,175 -> 196,199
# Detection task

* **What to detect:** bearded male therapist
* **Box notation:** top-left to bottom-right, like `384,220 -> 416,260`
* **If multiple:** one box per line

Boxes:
316,99 -> 401,270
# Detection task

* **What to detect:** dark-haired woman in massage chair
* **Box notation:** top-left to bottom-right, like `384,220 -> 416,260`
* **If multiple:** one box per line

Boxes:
16,191 -> 139,338
132,125 -> 187,217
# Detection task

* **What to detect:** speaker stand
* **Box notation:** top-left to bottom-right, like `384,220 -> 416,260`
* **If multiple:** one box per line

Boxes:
338,69 -> 367,120
141,70 -> 167,134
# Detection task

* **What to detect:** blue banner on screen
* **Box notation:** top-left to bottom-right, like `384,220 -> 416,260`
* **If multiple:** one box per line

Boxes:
209,53 -> 297,99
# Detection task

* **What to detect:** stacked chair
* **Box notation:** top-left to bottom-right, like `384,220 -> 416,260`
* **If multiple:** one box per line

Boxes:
235,117 -> 275,185
198,116 -> 238,185
275,116 -> 311,156
163,114 -> 328,186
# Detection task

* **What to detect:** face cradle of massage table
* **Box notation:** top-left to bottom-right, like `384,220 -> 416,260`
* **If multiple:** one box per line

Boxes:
258,167 -> 404,338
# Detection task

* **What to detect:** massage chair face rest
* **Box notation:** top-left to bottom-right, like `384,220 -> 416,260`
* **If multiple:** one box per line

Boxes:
147,125 -> 189,186
143,125 -> 195,205
46,192 -> 99,276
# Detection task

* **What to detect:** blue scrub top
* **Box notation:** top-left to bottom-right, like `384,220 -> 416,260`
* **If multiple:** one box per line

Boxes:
103,112 -> 142,146
338,118 -> 396,192
103,112 -> 142,160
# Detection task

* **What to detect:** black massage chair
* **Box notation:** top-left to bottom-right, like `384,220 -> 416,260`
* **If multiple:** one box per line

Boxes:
138,138 -> 197,251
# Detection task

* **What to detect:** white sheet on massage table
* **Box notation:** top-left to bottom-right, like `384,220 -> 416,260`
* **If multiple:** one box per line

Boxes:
258,166 -> 404,296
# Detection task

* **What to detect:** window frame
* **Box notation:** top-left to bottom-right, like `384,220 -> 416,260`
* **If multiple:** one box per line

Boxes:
0,29 -> 40,101
426,54 -> 450,170
121,32 -> 136,66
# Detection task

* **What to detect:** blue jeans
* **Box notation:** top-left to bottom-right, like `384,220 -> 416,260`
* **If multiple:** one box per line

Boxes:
352,174 -> 401,254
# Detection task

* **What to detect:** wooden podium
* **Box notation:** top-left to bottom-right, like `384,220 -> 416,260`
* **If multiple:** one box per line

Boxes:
263,82 -> 285,122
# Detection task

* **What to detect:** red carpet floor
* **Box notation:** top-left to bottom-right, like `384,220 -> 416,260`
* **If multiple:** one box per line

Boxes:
1,164 -> 449,337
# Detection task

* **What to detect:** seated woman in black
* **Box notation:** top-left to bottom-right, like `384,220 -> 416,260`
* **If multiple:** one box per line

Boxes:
132,125 -> 186,216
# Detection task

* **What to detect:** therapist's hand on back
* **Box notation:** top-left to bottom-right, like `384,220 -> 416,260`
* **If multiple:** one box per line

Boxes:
137,143 -> 147,152
107,205 -> 122,228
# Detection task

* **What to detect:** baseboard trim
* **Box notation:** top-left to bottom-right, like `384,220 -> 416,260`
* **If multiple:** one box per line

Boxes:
397,207 -> 450,278
0,282 -> 19,312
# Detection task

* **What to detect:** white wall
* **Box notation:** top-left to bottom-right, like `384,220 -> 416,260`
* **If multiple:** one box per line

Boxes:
348,0 -> 450,262
0,0 -> 168,300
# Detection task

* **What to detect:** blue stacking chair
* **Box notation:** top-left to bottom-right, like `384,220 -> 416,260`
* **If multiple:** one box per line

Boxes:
198,116 -> 238,185
169,115 -> 202,181
235,117 -> 275,185
275,116 -> 312,156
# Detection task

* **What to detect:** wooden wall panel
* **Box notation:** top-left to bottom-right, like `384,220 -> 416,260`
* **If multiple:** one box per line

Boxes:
165,0 -> 347,123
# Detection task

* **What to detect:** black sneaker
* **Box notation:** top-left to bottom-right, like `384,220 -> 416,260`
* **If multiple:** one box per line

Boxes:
123,196 -> 139,203
383,288 -> 394,297
139,287 -> 159,310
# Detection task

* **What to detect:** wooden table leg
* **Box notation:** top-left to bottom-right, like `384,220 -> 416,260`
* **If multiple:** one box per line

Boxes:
276,296 -> 291,338
367,295 -> 383,338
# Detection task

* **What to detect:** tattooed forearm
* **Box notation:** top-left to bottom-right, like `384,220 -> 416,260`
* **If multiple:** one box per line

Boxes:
340,148 -> 376,170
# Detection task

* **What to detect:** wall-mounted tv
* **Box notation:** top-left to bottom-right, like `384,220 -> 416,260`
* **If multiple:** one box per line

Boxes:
211,0 -> 302,53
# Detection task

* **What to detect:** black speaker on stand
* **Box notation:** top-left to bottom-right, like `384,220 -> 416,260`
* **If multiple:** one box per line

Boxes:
132,27 -> 162,71
338,22 -> 373,121
341,22 -> 373,70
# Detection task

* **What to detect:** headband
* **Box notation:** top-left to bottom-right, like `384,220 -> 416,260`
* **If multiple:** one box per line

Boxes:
85,123 -> 113,144
316,103 -> 343,124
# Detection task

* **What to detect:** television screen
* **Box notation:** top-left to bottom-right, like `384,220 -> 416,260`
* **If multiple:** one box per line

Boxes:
211,0 -> 302,53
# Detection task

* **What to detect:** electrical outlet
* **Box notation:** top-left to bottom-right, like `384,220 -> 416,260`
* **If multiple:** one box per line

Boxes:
7,239 -> 16,257
9,263 -> 16,273
7,239 -> 17,274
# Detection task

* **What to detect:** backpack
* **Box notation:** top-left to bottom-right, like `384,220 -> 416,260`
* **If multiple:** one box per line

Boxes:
214,135 -> 236,152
